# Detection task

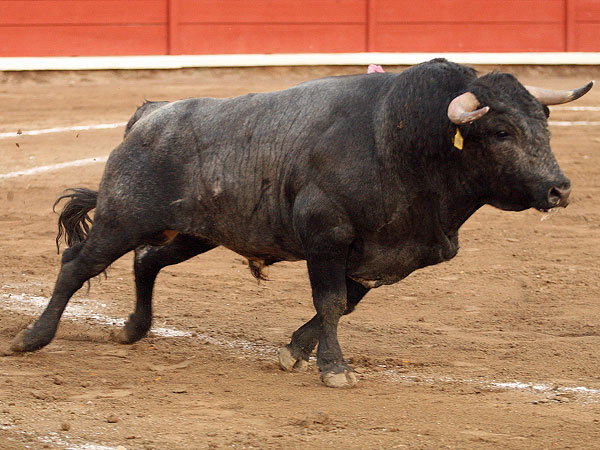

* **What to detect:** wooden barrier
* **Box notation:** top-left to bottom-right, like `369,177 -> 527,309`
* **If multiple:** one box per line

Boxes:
0,0 -> 598,57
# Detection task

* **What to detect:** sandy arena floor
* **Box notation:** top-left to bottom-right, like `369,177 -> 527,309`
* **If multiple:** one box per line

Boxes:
0,64 -> 599,450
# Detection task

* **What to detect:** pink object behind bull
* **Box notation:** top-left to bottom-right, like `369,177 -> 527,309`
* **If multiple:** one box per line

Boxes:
367,64 -> 385,73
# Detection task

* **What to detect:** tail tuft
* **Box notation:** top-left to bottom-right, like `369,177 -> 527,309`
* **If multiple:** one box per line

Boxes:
54,188 -> 98,252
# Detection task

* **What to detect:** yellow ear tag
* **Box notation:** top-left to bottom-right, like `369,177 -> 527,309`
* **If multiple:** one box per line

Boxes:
453,128 -> 464,150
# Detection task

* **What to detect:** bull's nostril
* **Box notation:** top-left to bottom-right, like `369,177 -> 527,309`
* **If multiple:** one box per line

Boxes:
548,183 -> 571,207
548,187 -> 561,205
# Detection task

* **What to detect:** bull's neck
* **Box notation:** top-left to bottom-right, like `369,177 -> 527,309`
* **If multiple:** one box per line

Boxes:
380,143 -> 487,236
375,88 -> 488,234
437,158 -> 487,233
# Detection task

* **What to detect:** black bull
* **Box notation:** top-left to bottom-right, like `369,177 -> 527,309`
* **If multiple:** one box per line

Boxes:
11,59 -> 593,388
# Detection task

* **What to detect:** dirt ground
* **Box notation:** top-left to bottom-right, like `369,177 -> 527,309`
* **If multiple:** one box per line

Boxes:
0,64 -> 599,450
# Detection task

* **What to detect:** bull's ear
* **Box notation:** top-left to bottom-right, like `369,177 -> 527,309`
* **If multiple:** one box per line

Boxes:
447,92 -> 490,125
525,81 -> 594,106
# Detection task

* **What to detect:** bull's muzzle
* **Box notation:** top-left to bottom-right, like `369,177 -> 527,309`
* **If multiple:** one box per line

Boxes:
547,182 -> 571,208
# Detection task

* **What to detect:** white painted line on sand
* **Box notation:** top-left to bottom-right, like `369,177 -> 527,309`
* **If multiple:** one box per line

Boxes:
491,381 -> 600,395
0,291 -> 276,355
0,424 -> 117,450
0,122 -> 127,139
0,121 -> 124,181
551,106 -> 600,111
39,433 -> 116,450
0,156 -> 108,180
385,373 -> 600,402
2,288 -> 599,402
548,121 -> 600,126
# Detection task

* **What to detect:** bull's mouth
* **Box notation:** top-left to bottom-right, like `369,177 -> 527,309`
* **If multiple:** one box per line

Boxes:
534,201 -> 568,213
535,200 -> 566,213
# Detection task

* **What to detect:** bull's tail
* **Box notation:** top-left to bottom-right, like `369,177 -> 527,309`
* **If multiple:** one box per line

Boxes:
53,188 -> 98,252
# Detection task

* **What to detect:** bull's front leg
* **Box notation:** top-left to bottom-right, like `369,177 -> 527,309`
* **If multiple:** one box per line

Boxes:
306,254 -> 357,388
279,278 -> 369,373
290,191 -> 357,387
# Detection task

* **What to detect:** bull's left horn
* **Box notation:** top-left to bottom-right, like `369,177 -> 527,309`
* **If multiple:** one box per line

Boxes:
525,80 -> 594,106
447,92 -> 490,125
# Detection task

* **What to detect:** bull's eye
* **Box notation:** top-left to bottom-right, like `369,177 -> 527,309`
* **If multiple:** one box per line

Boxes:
494,130 -> 510,140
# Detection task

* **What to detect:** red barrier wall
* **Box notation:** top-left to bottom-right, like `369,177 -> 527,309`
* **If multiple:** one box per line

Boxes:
567,0 -> 600,51
170,0 -> 368,54
373,0 -> 566,52
0,0 -> 598,57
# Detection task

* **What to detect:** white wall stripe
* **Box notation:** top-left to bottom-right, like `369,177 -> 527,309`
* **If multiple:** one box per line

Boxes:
0,156 -> 108,180
2,52 -> 600,71
0,122 -> 127,139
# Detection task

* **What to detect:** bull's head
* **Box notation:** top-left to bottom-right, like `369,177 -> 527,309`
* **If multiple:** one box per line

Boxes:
447,75 -> 593,212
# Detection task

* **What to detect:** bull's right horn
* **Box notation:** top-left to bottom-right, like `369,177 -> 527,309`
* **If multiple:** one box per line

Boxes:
448,92 -> 490,125
525,81 -> 595,106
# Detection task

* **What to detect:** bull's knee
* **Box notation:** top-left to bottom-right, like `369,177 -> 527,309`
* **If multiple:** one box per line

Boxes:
61,242 -> 84,264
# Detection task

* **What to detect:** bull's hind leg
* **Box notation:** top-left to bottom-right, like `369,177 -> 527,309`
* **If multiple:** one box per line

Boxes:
115,235 -> 216,344
279,278 -> 369,372
11,224 -> 137,352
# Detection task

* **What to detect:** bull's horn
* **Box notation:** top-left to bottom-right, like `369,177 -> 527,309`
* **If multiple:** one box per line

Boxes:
525,80 -> 594,106
447,92 -> 490,125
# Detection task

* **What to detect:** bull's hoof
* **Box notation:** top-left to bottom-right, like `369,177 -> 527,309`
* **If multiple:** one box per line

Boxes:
278,345 -> 309,372
112,314 -> 151,345
321,367 -> 358,388
10,326 -> 51,353
112,328 -> 135,345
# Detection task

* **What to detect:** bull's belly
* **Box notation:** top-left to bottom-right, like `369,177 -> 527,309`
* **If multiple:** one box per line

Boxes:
347,238 -> 459,288
190,220 -> 305,263
205,233 -> 304,263
173,199 -> 304,260
347,256 -> 422,289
